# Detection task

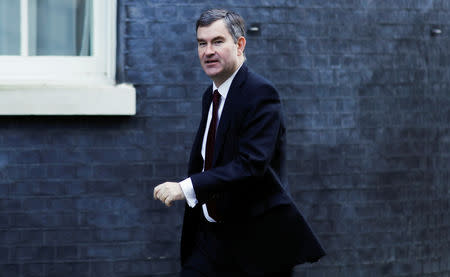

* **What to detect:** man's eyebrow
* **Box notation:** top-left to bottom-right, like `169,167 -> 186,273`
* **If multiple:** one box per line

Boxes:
212,36 -> 225,41
197,35 -> 226,42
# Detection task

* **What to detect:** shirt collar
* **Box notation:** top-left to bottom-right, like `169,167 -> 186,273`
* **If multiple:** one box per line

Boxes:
212,63 -> 243,99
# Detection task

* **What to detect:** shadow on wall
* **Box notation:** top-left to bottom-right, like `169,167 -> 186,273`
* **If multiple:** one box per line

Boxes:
289,6 -> 449,276
354,9 -> 449,275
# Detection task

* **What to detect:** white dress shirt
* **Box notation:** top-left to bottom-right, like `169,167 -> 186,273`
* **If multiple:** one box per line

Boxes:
179,65 -> 242,222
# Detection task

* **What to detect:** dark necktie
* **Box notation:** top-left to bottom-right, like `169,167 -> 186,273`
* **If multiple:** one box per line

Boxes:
204,90 -> 221,171
204,90 -> 221,221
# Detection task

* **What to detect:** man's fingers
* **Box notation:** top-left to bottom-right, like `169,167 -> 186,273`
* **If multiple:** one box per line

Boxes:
153,184 -> 162,200
165,196 -> 173,207
158,191 -> 167,202
161,192 -> 169,203
154,182 -> 167,200
154,188 -> 161,200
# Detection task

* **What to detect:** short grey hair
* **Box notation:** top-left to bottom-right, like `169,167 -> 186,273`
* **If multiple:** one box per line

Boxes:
196,9 -> 246,43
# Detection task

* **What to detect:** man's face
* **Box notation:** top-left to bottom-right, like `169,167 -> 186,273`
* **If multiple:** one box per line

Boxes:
197,19 -> 245,87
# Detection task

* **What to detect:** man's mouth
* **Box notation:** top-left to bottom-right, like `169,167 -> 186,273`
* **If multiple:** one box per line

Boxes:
205,60 -> 219,64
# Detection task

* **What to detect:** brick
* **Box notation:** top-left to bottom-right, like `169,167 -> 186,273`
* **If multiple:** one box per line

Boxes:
0,199 -> 21,210
14,246 -> 54,261
125,22 -> 146,37
56,246 -> 77,259
0,264 -> 19,277
0,182 -> 8,196
46,263 -> 89,277
19,230 -> 44,244
126,6 -> 155,20
22,263 -> 45,277
0,215 -> 9,228
0,247 -> 8,263
91,262 -> 114,277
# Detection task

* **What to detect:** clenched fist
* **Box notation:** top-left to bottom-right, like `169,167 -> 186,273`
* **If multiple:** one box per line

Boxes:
153,182 -> 185,207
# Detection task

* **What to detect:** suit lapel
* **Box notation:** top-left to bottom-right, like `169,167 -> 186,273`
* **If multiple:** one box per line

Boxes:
188,86 -> 212,175
212,64 -> 248,167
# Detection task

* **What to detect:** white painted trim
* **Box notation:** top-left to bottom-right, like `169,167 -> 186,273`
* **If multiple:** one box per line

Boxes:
106,0 -> 117,81
20,0 -> 28,56
0,84 -> 136,115
0,0 -> 136,116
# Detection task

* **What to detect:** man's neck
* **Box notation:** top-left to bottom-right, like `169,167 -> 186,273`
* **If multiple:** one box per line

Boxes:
213,60 -> 244,88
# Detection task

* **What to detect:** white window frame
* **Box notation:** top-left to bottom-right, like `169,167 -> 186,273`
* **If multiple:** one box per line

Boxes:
0,0 -> 135,115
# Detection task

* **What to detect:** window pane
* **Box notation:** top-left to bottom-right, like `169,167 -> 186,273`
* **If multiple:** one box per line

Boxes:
0,0 -> 20,55
29,0 -> 92,56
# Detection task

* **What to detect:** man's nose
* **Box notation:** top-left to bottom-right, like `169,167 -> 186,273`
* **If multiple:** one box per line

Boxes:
205,44 -> 215,55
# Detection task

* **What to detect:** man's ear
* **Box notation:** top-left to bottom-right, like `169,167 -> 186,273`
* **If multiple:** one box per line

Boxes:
237,36 -> 246,56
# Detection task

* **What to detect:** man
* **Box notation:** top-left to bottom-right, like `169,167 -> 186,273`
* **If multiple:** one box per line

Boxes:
154,9 -> 325,276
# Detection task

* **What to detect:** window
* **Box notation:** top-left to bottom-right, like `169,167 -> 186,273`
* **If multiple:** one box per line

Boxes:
0,0 -> 135,115
1,0 -> 91,56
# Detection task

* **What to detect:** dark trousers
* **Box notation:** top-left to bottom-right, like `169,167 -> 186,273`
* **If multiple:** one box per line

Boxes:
180,218 -> 293,277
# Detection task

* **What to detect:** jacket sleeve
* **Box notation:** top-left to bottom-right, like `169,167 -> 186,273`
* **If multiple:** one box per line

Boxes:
190,83 -> 284,203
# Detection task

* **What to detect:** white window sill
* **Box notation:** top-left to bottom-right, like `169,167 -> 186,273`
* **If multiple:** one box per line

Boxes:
0,83 -> 136,115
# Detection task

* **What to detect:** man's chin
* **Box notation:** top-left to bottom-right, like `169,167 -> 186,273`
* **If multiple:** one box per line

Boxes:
204,69 -> 222,79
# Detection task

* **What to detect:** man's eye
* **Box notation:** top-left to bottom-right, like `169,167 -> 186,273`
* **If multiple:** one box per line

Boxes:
198,42 -> 206,47
214,41 -> 223,45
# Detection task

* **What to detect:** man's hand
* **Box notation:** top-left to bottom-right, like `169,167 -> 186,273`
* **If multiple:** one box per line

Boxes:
153,182 -> 185,207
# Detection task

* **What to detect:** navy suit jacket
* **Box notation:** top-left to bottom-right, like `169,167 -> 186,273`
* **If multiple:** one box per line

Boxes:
181,64 -> 325,274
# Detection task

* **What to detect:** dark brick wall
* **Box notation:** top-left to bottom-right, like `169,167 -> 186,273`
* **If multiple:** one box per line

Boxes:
0,0 -> 449,276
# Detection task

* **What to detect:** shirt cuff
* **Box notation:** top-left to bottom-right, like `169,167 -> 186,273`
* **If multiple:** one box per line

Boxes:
179,177 -> 198,208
